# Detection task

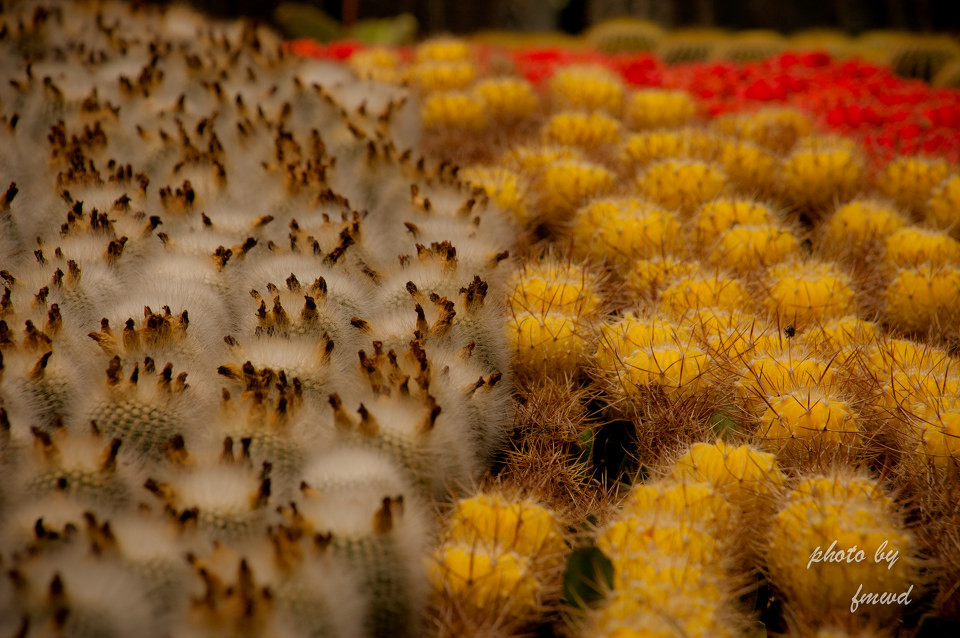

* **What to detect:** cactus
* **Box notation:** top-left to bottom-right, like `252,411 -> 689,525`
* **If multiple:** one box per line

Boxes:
406,61 -> 477,92
763,262 -> 856,328
623,89 -> 697,130
659,272 -> 753,317
536,158 -> 615,221
548,65 -> 624,114
638,159 -> 728,215
620,128 -> 716,168
421,90 -> 487,131
472,77 -> 540,122
822,200 -> 907,256
884,226 -> 960,270
714,108 -> 813,154
540,110 -> 623,150
779,143 -> 865,212
759,390 -> 861,461
878,156 -> 953,214
766,473 -> 916,635
885,264 -> 960,335
585,18 -> 664,54
710,224 -> 799,273
926,174 -> 960,235
571,197 -> 685,265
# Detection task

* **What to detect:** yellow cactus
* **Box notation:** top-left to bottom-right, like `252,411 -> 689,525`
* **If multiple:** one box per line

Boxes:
460,165 -> 531,225
714,107 -> 813,153
779,144 -> 864,210
626,256 -> 700,298
913,401 -> 960,470
541,110 -> 622,150
618,344 -> 711,398
509,313 -> 590,376
885,226 -> 960,269
548,65 -> 624,114
538,159 -> 615,218
736,350 -> 839,413
878,156 -> 952,213
415,37 -> 471,62
432,544 -> 539,611
692,199 -> 774,246
620,481 -> 733,535
802,316 -> 879,364
715,138 -> 780,193
710,224 -> 799,272
767,474 -> 915,632
502,144 -> 585,179
682,308 -> 780,361
760,391 -> 860,453
406,60 -> 477,92
623,89 -> 697,130
764,262 -> 855,327
620,128 -> 715,167
596,314 -> 691,371
660,273 -> 752,317
927,174 -> 960,234
885,264 -> 960,333
588,585 -> 738,638
638,159 -> 727,214
671,440 -> 786,504
509,262 -> 602,317
473,77 -> 540,121
348,47 -> 403,82
571,197 -> 684,264
421,91 -> 486,130
823,200 -> 907,249
600,521 -> 721,568
448,494 -> 566,563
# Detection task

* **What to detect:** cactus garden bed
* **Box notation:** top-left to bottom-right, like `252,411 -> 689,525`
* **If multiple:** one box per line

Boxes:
1,3 -> 960,637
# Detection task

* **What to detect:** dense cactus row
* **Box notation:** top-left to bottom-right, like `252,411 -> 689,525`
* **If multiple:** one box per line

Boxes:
3,2 -> 960,637
308,31 -> 960,637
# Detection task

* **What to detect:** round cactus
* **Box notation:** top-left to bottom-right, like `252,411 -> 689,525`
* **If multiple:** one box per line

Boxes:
537,159 -> 615,220
473,77 -> 541,122
927,174 -> 960,235
623,89 -> 697,130
548,65 -> 624,114
620,128 -> 715,168
885,264 -> 960,334
571,197 -> 685,265
763,262 -> 856,327
759,390 -> 861,458
884,226 -> 960,270
710,224 -> 799,273
638,159 -> 728,214
766,473 -> 916,634
421,90 -> 487,131
406,60 -> 477,92
540,110 -> 623,150
779,143 -> 865,211
878,156 -> 952,213
660,272 -> 753,317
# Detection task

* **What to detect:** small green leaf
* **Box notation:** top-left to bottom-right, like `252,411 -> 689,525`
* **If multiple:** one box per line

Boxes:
710,411 -> 737,438
563,545 -> 614,610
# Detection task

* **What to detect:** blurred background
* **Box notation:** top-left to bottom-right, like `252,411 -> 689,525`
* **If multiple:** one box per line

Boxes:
191,0 -> 960,37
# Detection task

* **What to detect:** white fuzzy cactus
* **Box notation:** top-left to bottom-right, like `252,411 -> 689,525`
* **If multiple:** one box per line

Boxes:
0,2 -> 514,636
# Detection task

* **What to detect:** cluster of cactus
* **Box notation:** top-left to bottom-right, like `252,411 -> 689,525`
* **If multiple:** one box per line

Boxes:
332,31 -> 960,635
0,2 -> 516,637
428,491 -> 568,635
4,2 -> 960,636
